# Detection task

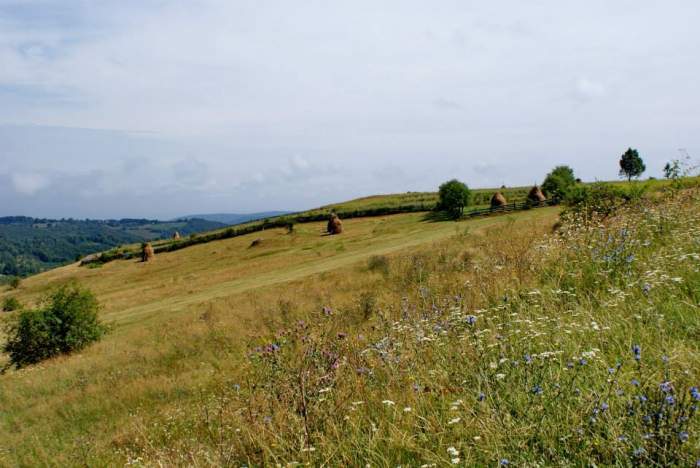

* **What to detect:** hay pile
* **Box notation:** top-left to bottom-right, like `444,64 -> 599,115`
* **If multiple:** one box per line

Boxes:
527,186 -> 546,203
172,231 -> 181,240
79,253 -> 102,266
249,238 -> 262,248
327,213 -> 343,235
142,242 -> 155,262
491,192 -> 507,208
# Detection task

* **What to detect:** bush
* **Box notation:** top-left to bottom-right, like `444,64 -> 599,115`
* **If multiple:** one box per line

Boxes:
2,283 -> 105,369
8,276 -> 21,289
2,297 -> 21,312
438,179 -> 472,219
542,165 -> 576,199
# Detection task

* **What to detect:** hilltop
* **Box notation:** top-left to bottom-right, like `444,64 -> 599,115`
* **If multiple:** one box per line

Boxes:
0,180 -> 698,466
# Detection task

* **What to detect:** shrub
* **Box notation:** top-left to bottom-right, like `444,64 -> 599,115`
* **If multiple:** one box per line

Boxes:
438,179 -> 472,219
2,297 -> 21,312
565,183 -> 629,218
542,165 -> 576,199
9,276 -> 21,289
2,283 -> 105,369
367,255 -> 390,275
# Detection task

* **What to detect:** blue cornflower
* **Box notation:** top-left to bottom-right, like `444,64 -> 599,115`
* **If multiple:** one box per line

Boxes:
631,378 -> 640,386
660,381 -> 673,393
608,367 -> 616,374
477,392 -> 485,402
466,315 -> 477,325
679,431 -> 689,443
633,447 -> 646,457
617,435 -> 627,442
600,402 -> 609,412
638,395 -> 648,403
524,354 -> 533,364
532,385 -> 543,395
632,344 -> 641,361
662,355 -> 669,364
642,283 -> 651,295
500,460 -> 509,466
579,358 -> 587,366
665,395 -> 675,406
690,386 -> 700,401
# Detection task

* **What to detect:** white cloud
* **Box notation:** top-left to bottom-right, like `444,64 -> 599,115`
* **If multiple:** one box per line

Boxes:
11,172 -> 49,195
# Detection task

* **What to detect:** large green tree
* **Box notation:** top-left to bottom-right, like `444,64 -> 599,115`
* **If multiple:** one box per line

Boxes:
542,165 -> 576,199
438,179 -> 472,219
619,148 -> 646,181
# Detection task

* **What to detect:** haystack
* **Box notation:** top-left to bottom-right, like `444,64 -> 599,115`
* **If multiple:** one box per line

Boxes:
142,242 -> 155,262
327,213 -> 343,235
172,231 -> 181,240
249,238 -> 262,248
491,192 -> 507,208
527,186 -> 546,203
79,253 -> 102,266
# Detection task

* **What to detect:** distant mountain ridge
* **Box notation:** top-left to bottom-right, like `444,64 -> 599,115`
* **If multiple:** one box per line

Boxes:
176,211 -> 292,225
0,216 -> 226,278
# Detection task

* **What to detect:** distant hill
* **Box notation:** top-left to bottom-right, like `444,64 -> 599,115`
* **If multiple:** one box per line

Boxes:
176,211 -> 292,225
0,217 -> 226,277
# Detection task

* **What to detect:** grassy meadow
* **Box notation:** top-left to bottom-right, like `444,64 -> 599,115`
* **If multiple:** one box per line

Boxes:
0,183 -> 699,466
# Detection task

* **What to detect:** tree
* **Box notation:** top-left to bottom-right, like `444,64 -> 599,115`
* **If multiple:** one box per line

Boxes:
542,165 -> 576,199
663,160 -> 681,180
619,148 -> 646,181
438,179 -> 472,219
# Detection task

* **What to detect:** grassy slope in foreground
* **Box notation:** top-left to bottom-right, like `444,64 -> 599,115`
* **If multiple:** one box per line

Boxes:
0,207 -> 559,465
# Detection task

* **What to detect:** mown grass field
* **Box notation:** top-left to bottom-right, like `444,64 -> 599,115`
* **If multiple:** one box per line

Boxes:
1,181 -> 699,466
0,206 -> 558,465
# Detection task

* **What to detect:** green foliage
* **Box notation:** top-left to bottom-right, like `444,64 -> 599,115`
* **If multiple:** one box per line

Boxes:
2,283 -> 105,369
664,160 -> 682,180
565,182 -> 647,218
2,297 -> 21,312
619,148 -> 646,181
9,276 -> 21,289
542,165 -> 576,199
438,179 -> 472,219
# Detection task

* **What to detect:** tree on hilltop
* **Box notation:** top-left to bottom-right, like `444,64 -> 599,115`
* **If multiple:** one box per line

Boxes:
619,148 -> 645,181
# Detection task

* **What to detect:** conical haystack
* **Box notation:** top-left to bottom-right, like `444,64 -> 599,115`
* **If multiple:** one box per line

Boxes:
142,242 -> 155,262
491,192 -> 507,208
527,186 -> 546,203
327,213 -> 343,235
172,231 -> 181,240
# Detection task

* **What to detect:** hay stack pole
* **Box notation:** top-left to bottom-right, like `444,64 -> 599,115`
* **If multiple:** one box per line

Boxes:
142,242 -> 155,262
527,186 -> 546,203
327,213 -> 343,235
491,192 -> 507,208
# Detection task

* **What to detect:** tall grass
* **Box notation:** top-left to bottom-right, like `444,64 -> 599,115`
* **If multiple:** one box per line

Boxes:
122,189 -> 700,466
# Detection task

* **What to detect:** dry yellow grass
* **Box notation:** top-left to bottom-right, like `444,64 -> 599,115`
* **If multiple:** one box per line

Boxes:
0,207 -> 559,465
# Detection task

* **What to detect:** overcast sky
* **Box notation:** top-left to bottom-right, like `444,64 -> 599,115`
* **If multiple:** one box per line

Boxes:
1,1 -> 698,219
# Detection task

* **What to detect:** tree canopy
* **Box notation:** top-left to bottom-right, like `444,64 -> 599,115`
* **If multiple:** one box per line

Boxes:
438,179 -> 472,219
619,148 -> 645,181
542,165 -> 577,199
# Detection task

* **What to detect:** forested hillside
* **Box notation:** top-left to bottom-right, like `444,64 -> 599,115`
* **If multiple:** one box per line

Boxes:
0,217 -> 225,277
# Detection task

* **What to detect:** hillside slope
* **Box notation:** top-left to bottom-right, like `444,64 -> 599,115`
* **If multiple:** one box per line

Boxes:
0,207 -> 559,465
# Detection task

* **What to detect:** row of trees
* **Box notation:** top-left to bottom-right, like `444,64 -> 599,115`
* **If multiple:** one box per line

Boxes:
438,148 -> 694,218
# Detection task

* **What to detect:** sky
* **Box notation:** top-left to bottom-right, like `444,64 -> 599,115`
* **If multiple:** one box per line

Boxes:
1,0 -> 699,219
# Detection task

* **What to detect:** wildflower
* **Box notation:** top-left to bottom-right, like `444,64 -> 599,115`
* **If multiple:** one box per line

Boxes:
566,361 -> 574,369
660,381 -> 673,393
690,386 -> 700,401
495,373 -> 506,380
600,402 -> 609,411
450,458 -> 460,465
382,400 -> 395,406
617,435 -> 627,442
665,395 -> 675,406
500,459 -> 510,466
679,431 -> 689,443
633,447 -> 646,457
579,358 -> 587,366
662,355 -> 669,364
531,385 -> 543,395
642,283 -> 651,295
524,354 -> 532,364
448,417 -> 461,425
466,315 -> 477,325
638,395 -> 648,403
446,447 -> 459,457
477,392 -> 485,402
608,367 -> 616,375
322,306 -> 333,316
632,345 -> 642,361
403,407 -> 412,413
631,378 -> 640,386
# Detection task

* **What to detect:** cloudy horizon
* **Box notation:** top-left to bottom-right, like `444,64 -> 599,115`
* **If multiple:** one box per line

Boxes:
1,1 -> 699,219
